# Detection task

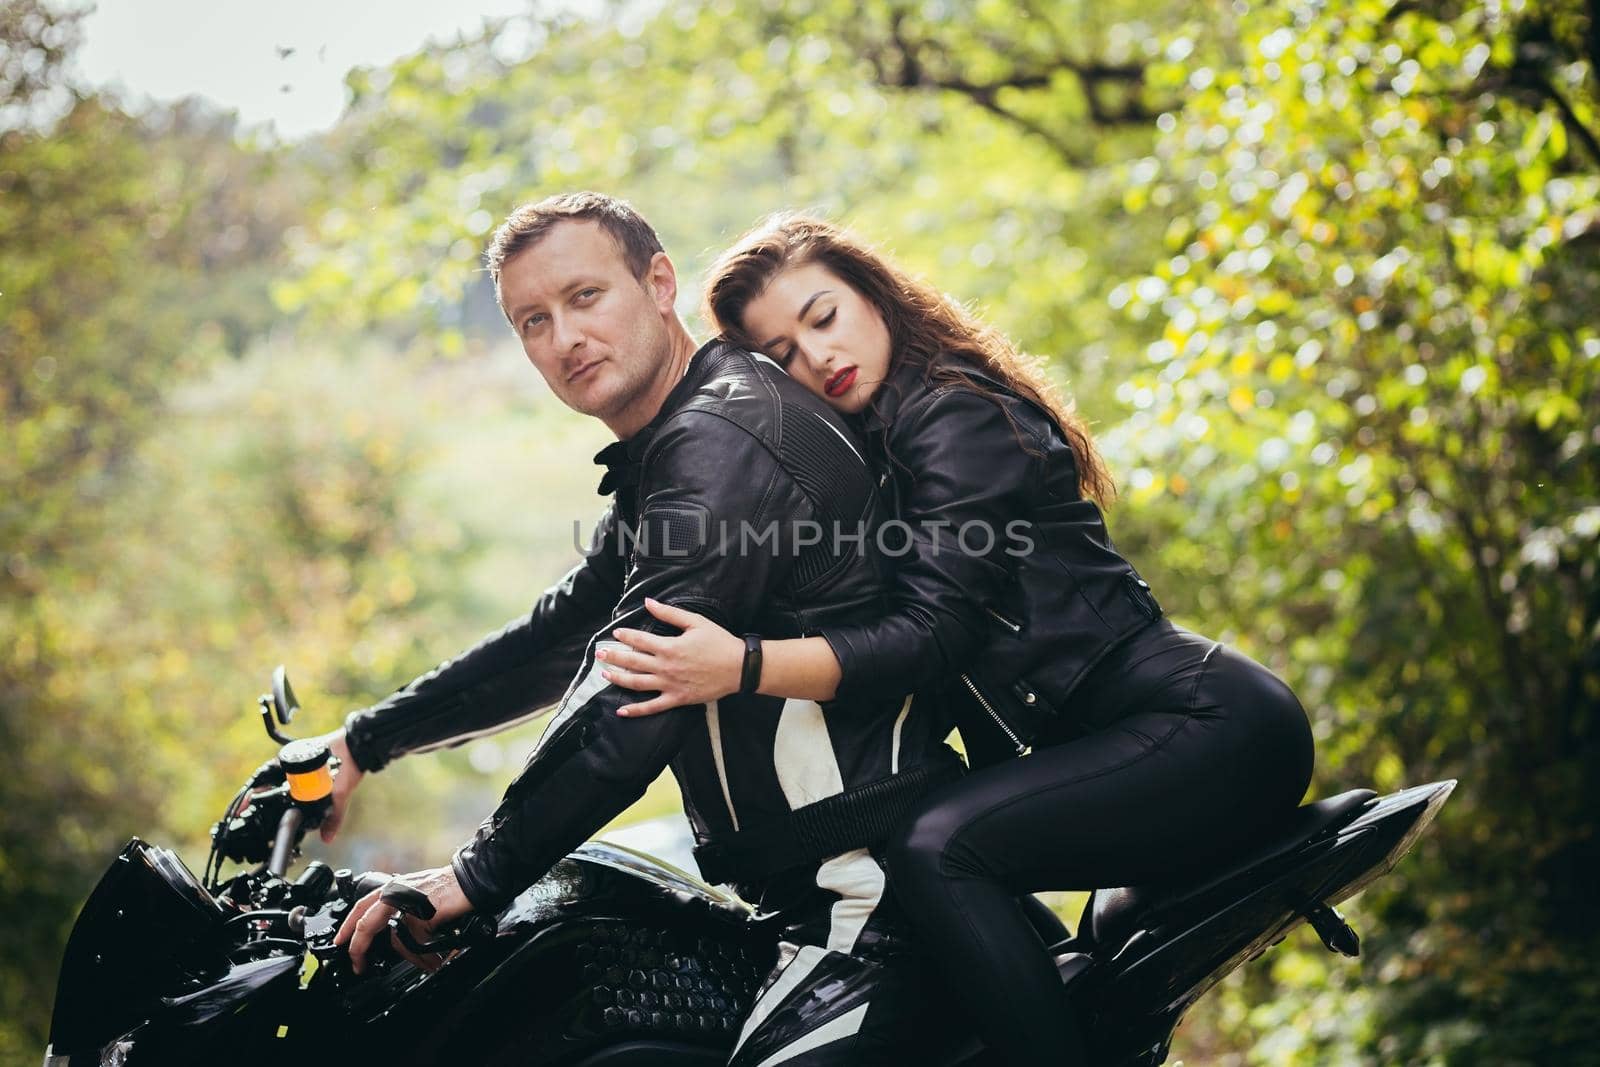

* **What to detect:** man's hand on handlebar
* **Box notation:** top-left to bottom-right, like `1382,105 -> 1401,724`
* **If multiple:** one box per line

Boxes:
317,729 -> 363,843
334,865 -> 472,975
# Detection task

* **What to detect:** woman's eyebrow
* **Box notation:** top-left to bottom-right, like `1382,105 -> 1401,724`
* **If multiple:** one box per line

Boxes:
796,290 -> 831,321
762,289 -> 834,349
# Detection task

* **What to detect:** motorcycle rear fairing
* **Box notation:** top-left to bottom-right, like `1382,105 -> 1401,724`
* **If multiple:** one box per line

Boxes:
1063,779 -> 1456,1066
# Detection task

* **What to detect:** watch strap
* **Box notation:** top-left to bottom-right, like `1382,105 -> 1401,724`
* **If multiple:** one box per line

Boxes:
739,634 -> 764,696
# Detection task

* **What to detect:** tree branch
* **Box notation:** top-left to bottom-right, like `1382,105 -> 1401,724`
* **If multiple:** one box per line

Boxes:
957,87 -> 1096,167
1525,68 -> 1600,170
853,6 -> 1164,167
1559,555 -> 1600,751
1590,0 -> 1600,88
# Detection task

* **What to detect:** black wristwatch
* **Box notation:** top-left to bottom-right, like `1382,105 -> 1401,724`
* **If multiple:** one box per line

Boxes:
739,634 -> 764,696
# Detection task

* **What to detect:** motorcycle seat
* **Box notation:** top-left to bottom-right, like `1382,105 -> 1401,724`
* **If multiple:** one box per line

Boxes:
1087,788 -> 1378,952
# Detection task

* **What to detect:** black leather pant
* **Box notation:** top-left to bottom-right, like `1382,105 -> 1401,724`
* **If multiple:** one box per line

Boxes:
886,620 -> 1315,1065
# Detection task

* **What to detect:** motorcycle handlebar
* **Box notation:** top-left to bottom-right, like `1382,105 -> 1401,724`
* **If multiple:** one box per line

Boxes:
267,807 -> 305,879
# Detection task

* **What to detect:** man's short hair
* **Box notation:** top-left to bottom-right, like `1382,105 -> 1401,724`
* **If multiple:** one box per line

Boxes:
484,192 -> 664,318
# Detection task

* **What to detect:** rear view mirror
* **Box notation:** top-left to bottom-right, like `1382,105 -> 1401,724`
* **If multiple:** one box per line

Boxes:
271,665 -> 299,726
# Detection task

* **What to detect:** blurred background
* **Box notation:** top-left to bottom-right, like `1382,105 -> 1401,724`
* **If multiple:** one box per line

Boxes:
2,0 -> 1597,1061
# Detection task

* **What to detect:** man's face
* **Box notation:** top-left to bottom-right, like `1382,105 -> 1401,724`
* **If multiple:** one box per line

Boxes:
499,220 -> 676,429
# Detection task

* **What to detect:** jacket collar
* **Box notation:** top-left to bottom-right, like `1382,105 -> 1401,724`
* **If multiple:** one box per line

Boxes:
859,357 -> 929,434
593,338 -> 726,497
860,353 -> 1003,434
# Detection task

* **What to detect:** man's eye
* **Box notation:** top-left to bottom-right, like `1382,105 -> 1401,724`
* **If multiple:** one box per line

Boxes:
523,314 -> 547,332
575,288 -> 600,302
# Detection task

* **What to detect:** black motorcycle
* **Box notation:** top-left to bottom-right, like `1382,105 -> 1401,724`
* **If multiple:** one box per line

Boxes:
44,668 -> 1455,1066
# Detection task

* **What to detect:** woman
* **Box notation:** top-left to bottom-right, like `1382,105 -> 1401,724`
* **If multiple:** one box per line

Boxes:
596,216 -> 1315,1064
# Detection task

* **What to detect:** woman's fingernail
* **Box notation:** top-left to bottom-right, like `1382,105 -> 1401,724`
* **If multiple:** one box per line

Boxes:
596,649 -> 607,660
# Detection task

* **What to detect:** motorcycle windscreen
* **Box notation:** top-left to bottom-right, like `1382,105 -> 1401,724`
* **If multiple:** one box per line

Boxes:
47,838 -> 229,1059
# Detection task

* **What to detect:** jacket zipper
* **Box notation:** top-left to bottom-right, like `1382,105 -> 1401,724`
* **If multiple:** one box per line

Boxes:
961,673 -> 1026,755
984,605 -> 1022,634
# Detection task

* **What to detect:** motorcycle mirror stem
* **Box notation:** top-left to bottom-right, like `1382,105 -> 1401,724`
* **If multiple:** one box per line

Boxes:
259,664 -> 301,744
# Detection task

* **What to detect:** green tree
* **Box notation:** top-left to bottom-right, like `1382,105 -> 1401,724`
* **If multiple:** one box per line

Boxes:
1,4 -> 191,1050
0,3 -> 430,1054
1102,0 -> 1599,1060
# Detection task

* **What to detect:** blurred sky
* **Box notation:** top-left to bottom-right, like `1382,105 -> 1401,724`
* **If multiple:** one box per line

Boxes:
75,0 -> 550,138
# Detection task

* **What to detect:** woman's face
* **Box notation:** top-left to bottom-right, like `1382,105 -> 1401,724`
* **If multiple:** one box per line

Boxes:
738,262 -> 892,415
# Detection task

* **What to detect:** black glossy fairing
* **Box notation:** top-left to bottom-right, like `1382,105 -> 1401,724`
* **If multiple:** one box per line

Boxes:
47,839 -> 228,1057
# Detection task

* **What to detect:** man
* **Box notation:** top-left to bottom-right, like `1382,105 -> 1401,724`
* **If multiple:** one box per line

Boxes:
327,193 -> 962,1063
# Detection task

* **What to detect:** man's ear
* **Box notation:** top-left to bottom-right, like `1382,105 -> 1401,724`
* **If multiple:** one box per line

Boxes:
644,251 -> 678,314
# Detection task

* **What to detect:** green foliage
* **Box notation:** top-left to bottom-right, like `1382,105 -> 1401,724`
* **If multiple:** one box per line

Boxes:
273,0 -> 1170,416
1101,0 -> 1600,1060
5,0 -> 1597,1061
0,3 -> 422,1055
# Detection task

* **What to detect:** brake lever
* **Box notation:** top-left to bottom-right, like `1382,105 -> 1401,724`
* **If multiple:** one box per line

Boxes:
387,912 -> 499,957
380,879 -> 497,959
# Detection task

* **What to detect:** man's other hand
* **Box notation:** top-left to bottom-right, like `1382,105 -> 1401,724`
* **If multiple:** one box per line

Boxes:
318,728 -> 364,843
334,865 -> 472,975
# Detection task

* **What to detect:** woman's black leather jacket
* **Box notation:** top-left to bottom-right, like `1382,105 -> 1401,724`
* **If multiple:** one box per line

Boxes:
816,354 -> 1163,758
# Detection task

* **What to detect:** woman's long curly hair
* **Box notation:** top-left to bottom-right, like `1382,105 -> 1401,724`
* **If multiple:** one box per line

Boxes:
703,214 -> 1115,506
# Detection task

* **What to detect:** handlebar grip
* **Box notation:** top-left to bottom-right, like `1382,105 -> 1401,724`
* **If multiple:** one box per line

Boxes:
336,868 -> 393,900
380,880 -> 437,921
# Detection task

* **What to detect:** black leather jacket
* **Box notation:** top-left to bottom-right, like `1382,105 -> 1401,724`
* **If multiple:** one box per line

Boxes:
816,354 -> 1163,761
344,341 -> 959,912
